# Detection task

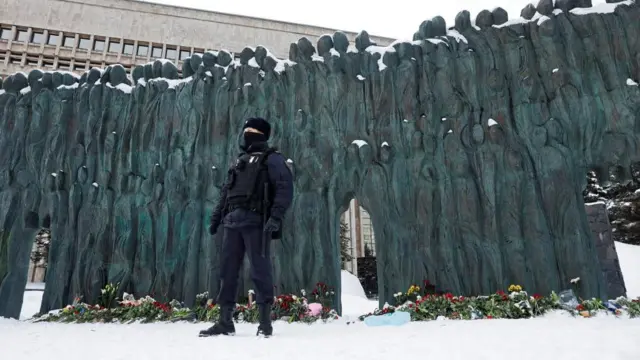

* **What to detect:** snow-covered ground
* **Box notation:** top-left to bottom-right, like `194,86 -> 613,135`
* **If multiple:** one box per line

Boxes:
2,242 -> 639,360
617,241 -> 640,298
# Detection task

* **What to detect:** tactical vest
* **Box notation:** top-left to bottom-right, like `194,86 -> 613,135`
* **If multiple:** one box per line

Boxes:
225,148 -> 277,214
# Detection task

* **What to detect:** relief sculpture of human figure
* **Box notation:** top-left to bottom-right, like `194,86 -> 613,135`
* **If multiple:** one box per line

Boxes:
199,117 -> 294,338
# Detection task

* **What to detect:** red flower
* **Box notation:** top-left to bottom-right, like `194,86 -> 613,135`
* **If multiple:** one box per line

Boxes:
408,303 -> 414,308
459,296 -> 465,301
423,280 -> 431,286
444,293 -> 454,300
496,290 -> 505,296
486,315 -> 493,319
576,304 -> 585,311
533,294 -> 542,300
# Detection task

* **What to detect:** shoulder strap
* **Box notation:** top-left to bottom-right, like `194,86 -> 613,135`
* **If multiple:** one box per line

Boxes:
257,147 -> 278,166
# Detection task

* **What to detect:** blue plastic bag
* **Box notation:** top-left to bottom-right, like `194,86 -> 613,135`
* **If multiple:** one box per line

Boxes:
364,311 -> 411,327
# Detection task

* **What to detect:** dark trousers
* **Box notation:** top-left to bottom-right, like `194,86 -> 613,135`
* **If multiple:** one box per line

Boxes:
216,225 -> 274,306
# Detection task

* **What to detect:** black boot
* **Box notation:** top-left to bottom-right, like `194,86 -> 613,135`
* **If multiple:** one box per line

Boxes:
256,303 -> 273,337
199,305 -> 236,337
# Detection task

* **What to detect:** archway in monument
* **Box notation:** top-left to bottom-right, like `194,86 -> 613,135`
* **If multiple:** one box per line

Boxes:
21,224 -> 51,319
340,199 -> 378,299
337,193 -> 383,316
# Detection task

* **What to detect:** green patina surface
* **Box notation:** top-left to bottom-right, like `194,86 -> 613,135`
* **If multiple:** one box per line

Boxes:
0,1 -> 639,319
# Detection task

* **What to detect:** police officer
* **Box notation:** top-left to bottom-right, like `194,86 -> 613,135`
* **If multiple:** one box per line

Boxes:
199,117 -> 293,338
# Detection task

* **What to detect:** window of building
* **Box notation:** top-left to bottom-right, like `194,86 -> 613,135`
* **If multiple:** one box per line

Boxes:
15,29 -> 28,42
43,59 -> 54,69
63,35 -> 75,48
179,49 -> 190,60
193,48 -> 204,57
73,62 -> 86,71
93,38 -> 105,52
47,33 -> 59,46
151,45 -> 162,58
26,57 -> 39,66
0,28 -> 11,41
360,208 -> 376,257
58,59 -> 71,70
89,61 -> 102,69
78,36 -> 90,50
108,39 -> 121,53
136,43 -> 148,57
123,42 -> 134,55
31,31 -> 44,44
165,47 -> 177,60
9,53 -> 22,64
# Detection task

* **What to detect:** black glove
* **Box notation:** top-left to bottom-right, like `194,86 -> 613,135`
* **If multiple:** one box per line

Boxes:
263,217 -> 281,233
209,219 -> 220,235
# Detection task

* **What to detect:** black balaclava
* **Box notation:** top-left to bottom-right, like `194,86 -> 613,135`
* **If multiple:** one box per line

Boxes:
241,131 -> 267,151
240,117 -> 271,152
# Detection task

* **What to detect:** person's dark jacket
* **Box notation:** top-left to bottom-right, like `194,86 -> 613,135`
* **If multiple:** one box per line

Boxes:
209,146 -> 293,238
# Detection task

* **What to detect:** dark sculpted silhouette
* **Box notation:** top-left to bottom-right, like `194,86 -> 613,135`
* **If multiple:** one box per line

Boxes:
0,0 -> 638,319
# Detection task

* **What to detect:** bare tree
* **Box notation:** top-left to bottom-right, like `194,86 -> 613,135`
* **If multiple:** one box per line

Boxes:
30,229 -> 50,282
340,220 -> 353,263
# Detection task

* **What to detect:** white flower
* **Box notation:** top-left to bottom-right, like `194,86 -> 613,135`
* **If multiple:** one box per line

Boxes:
248,289 -> 255,295
301,289 -> 306,296
292,295 -> 298,301
416,295 -> 422,301
571,277 -> 581,284
101,289 -> 106,294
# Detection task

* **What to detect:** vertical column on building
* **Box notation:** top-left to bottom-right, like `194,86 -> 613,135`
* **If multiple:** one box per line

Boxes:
87,34 -> 94,69
53,30 -> 62,69
348,199 -> 359,277
21,28 -> 32,67
37,29 -> 46,68
6,26 -> 16,68
102,36 -> 109,68
354,199 -> 363,257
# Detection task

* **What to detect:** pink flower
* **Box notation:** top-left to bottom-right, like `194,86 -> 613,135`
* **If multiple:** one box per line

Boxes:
306,303 -> 322,316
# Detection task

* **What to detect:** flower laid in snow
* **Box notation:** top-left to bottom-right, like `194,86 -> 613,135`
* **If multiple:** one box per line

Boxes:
508,284 -> 523,293
407,285 -> 420,295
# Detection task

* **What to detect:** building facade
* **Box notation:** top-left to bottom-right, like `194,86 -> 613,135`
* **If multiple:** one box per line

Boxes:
0,0 -> 394,77
2,0 -> 388,282
341,199 -> 376,277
